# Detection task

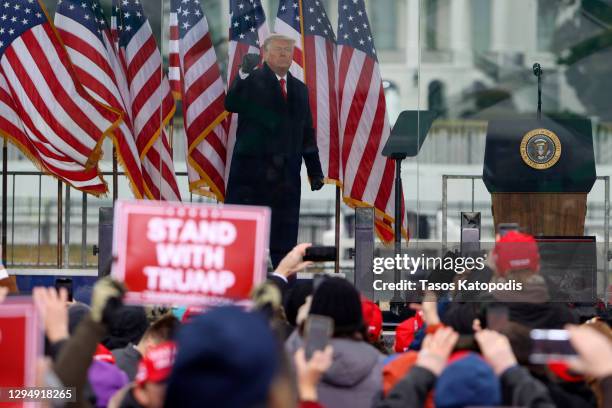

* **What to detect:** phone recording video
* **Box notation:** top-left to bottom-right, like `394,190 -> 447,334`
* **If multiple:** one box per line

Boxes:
54,277 -> 73,302
304,314 -> 334,360
303,246 -> 337,262
529,329 -> 577,364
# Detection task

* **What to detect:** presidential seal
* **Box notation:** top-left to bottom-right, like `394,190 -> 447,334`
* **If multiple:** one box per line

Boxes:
520,128 -> 561,170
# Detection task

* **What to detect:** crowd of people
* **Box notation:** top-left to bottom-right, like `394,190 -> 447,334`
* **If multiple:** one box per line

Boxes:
1,230 -> 612,408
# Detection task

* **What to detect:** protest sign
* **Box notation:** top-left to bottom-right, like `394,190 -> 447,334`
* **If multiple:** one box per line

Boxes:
0,299 -> 40,398
112,201 -> 270,305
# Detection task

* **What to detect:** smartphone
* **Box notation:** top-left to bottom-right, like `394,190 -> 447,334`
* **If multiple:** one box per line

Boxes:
55,277 -> 73,302
304,246 -> 337,262
486,305 -> 509,332
529,329 -> 577,363
304,314 -> 334,360
498,223 -> 519,237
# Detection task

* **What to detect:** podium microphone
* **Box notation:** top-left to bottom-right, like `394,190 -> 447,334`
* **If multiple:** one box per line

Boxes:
533,63 -> 542,119
533,62 -> 542,77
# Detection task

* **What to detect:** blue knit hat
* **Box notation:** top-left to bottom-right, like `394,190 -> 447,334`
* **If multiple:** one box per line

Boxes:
164,306 -> 278,408
434,352 -> 501,408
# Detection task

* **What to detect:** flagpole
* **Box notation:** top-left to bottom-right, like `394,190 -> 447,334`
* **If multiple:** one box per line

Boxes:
169,117 -> 175,194
111,2 -> 119,203
159,0 -> 164,200
298,0 -> 306,74
112,146 -> 118,202
169,118 -> 174,151
2,138 -> 7,267
335,185 -> 340,273
57,180 -> 63,268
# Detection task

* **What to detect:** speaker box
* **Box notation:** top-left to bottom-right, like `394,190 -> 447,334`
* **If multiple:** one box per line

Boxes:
354,207 -> 374,299
97,207 -> 114,277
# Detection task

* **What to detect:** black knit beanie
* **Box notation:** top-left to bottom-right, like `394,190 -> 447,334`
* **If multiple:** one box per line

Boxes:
309,277 -> 364,337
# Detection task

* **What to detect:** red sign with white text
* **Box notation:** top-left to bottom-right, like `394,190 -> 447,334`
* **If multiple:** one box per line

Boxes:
112,201 -> 271,306
0,298 -> 41,407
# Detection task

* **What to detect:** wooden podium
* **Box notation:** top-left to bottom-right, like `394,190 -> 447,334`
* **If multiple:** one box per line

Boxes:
484,117 -> 596,236
491,193 -> 587,236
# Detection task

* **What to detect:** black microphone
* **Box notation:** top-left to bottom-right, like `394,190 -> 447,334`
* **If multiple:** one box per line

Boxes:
533,63 -> 543,119
533,63 -> 542,77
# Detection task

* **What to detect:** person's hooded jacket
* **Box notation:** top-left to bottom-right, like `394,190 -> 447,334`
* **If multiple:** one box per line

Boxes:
287,331 -> 385,408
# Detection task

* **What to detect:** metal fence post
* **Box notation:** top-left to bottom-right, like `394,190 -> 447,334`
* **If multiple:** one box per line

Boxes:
64,185 -> 71,268
605,176 -> 610,301
81,192 -> 87,268
442,175 -> 447,249
57,180 -> 63,268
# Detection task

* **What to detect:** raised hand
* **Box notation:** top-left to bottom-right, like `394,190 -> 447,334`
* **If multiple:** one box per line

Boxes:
475,329 -> 518,376
416,326 -> 459,376
241,53 -> 260,75
32,286 -> 69,343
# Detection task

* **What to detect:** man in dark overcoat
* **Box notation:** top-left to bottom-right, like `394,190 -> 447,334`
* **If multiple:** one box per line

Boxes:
225,34 -> 324,268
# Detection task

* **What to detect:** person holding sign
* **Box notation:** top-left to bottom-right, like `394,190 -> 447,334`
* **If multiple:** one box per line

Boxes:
225,34 -> 325,268
0,249 -> 18,293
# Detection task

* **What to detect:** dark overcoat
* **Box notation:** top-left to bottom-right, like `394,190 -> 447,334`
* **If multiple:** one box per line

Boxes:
224,63 -> 323,265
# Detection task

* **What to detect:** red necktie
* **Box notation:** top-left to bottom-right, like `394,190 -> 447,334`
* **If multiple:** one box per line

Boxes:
280,78 -> 287,101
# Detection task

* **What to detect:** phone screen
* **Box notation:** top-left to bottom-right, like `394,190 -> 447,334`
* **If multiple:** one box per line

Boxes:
55,278 -> 73,302
304,314 -> 334,360
304,246 -> 336,262
529,329 -> 577,363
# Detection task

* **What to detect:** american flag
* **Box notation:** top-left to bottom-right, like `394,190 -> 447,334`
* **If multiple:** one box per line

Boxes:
169,0 -> 228,201
113,0 -> 181,201
0,73 -> 106,194
55,0 -> 147,199
337,0 -> 407,241
0,0 -> 120,195
275,0 -> 340,183
226,0 -> 269,184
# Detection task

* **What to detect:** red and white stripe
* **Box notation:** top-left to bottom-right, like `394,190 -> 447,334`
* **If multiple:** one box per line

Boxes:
337,47 -> 407,241
169,6 -> 228,201
113,9 -> 181,201
0,23 -> 120,194
0,70 -> 106,194
54,9 -> 146,198
304,35 -> 340,183
168,10 -> 181,99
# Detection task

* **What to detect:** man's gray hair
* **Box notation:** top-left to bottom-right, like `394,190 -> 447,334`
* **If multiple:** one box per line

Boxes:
263,33 -> 296,51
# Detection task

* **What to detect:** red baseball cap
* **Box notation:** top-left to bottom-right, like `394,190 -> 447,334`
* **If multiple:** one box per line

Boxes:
394,312 -> 424,353
361,297 -> 383,341
492,231 -> 540,276
136,341 -> 176,386
93,343 -> 115,364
